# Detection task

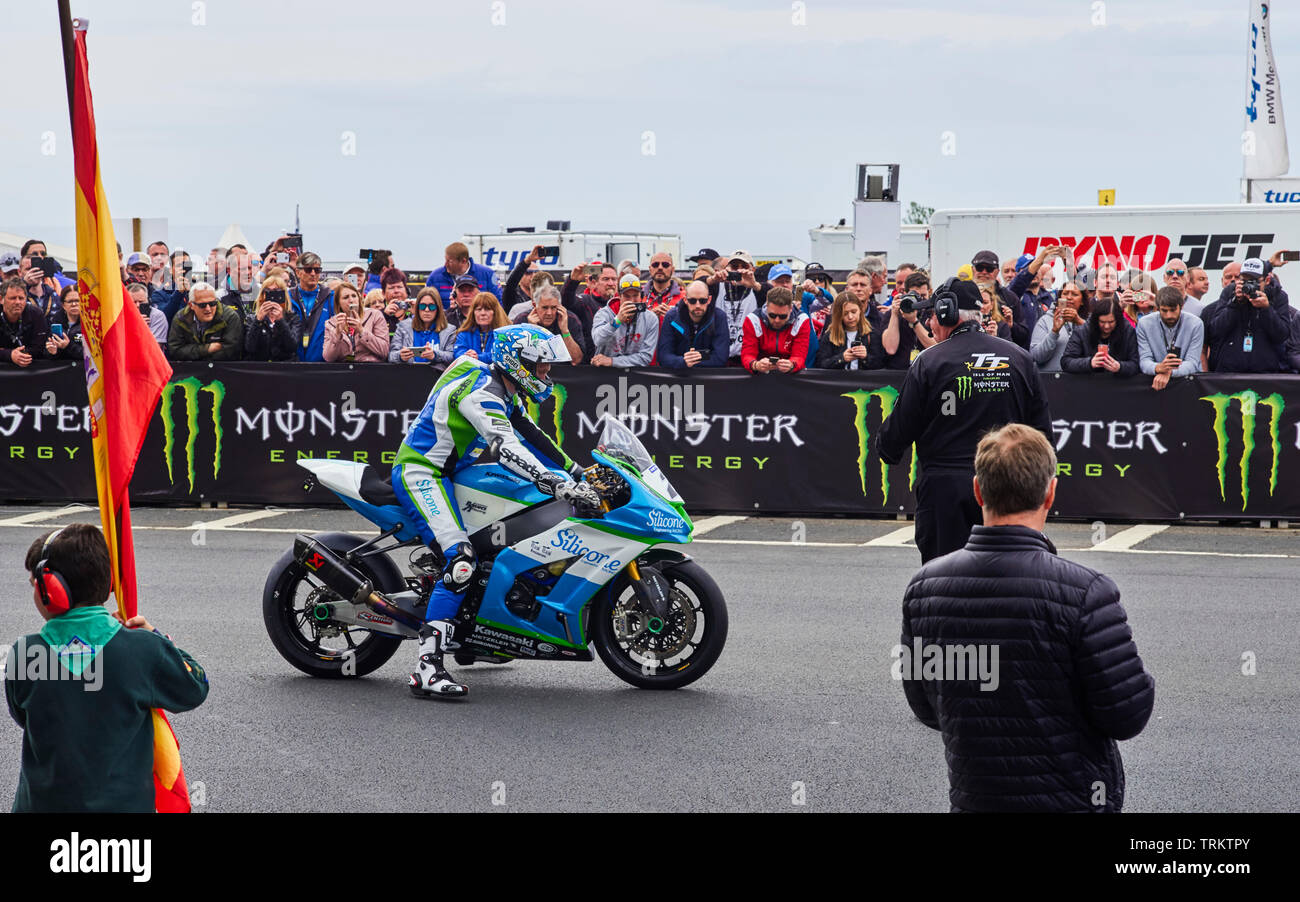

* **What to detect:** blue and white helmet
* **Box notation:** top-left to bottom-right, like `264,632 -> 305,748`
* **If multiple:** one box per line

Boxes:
490,324 -> 571,403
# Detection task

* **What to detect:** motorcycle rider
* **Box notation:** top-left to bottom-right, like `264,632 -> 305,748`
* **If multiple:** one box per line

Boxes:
392,324 -> 601,699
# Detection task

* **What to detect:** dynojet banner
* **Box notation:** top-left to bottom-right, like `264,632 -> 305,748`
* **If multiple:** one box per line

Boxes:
2,362 -> 1298,519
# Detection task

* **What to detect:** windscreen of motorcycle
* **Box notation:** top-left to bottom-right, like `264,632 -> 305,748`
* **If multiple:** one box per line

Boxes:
595,414 -> 684,504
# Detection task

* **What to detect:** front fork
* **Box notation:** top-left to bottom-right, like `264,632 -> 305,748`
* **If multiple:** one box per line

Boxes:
593,493 -> 671,622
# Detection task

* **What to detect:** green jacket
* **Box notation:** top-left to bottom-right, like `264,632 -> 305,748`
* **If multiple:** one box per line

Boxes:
167,303 -> 243,360
5,605 -> 209,812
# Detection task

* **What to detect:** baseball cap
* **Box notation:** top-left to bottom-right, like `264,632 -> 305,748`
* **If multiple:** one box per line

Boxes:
342,262 -> 367,274
453,274 -> 479,289
619,274 -> 642,292
726,250 -> 754,267
126,251 -> 151,268
687,248 -> 720,263
769,264 -> 793,282
971,250 -> 999,267
803,262 -> 831,282
1015,253 -> 1034,272
0,252 -> 20,272
1241,257 -> 1266,278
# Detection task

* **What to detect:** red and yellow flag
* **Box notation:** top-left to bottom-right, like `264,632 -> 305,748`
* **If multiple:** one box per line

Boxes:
68,18 -> 188,813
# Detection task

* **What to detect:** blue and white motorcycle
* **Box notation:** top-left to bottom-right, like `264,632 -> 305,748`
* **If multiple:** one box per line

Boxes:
262,414 -> 727,690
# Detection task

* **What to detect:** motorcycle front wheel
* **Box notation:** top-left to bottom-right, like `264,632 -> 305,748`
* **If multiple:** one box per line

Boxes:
591,560 -> 727,690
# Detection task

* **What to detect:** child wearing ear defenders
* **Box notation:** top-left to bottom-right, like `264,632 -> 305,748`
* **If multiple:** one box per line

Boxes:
4,524 -> 208,812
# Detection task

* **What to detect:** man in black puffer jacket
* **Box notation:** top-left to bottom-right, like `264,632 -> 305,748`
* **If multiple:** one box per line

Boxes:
900,423 -> 1155,812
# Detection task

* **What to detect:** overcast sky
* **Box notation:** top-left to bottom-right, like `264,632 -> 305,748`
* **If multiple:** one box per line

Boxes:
1,0 -> 1293,264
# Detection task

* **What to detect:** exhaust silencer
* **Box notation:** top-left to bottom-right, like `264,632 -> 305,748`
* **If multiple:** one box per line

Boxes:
293,535 -> 425,631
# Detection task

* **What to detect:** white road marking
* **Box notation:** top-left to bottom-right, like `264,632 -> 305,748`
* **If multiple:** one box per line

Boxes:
692,515 -> 746,536
1083,524 -> 1169,553
1062,547 -> 1289,559
694,538 -> 863,547
198,509 -> 291,529
0,514 -> 1293,558
0,504 -> 94,527
861,525 -> 915,547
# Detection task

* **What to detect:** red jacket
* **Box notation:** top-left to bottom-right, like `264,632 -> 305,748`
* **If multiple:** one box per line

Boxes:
741,310 -> 811,372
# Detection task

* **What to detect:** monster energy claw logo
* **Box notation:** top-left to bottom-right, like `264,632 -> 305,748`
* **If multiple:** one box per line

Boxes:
1199,390 -> 1283,511
160,377 -> 226,492
954,376 -> 972,400
843,388 -> 917,504
526,384 -> 568,448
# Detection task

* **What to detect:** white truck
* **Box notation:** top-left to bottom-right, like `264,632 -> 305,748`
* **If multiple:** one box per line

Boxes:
928,204 -> 1300,281
459,228 -> 682,275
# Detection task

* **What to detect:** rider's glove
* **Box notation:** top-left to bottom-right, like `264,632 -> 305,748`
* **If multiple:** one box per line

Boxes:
535,471 -> 565,497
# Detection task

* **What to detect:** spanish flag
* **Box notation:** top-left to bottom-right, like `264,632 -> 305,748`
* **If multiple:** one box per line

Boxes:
64,13 -> 189,813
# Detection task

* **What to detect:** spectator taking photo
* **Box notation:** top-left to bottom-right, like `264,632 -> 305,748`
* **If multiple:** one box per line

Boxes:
1137,286 -> 1204,390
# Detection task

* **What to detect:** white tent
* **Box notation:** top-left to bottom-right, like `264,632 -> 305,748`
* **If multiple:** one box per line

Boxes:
0,231 -> 76,270
215,223 -> 253,252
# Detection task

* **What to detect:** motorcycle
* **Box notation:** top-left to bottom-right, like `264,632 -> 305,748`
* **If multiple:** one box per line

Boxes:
263,414 -> 727,690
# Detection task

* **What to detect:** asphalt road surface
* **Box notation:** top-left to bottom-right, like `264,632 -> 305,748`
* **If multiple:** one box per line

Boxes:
0,504 -> 1296,813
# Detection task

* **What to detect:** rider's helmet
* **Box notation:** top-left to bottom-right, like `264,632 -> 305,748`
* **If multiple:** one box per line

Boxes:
490,324 -> 572,403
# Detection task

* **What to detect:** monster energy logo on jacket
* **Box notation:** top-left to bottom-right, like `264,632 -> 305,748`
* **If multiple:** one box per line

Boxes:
1200,390 -> 1284,511
954,375 -> 972,401
842,388 -> 917,504
160,377 -> 226,492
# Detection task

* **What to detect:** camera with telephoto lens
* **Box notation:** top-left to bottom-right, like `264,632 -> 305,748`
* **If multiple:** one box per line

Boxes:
898,291 -> 932,315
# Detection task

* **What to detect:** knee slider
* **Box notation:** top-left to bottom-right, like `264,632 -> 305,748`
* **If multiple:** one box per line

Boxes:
442,542 -> 477,591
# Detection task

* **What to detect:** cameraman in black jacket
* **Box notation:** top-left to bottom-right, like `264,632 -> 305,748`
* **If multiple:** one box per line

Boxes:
877,278 -> 1052,563
1205,257 -> 1290,373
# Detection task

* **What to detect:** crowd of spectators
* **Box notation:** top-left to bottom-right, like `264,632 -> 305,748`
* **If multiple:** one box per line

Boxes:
3,235 -> 1299,385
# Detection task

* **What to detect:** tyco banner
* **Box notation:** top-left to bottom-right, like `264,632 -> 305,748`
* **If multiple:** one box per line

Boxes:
2,363 -> 1299,519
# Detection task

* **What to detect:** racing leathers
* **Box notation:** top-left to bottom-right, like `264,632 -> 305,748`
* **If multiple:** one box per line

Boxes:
391,356 -> 587,625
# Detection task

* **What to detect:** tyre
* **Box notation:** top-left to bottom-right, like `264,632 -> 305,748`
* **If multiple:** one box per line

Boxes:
262,541 -> 404,679
592,560 -> 727,690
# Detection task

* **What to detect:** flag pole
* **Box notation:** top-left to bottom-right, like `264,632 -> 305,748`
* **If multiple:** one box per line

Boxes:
57,1 -> 75,134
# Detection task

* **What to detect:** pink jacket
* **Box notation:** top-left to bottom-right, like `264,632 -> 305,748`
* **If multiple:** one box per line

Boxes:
322,309 -> 387,361
323,308 -> 390,362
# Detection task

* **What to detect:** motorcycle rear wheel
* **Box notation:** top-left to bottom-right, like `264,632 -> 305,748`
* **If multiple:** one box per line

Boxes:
263,544 -> 404,679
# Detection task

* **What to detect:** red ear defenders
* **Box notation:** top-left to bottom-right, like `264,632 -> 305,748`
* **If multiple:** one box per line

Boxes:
32,528 -> 71,616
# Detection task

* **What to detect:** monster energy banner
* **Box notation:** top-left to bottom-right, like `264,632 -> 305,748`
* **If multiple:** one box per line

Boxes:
1,363 -> 1299,520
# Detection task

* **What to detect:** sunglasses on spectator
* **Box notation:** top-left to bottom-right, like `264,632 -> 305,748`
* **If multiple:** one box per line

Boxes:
193,300 -> 218,309
685,298 -> 709,306
973,263 -> 998,273
649,261 -> 672,268
299,266 -> 322,273
767,311 -> 790,320
1165,268 -> 1186,276
417,303 -> 438,311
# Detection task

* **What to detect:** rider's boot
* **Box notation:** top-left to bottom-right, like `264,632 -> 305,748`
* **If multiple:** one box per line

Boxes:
409,620 -> 468,699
